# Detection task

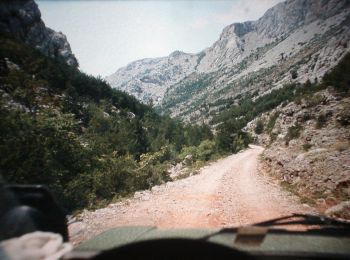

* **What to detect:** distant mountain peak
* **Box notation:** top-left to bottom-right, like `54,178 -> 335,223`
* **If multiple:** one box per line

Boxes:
170,50 -> 186,57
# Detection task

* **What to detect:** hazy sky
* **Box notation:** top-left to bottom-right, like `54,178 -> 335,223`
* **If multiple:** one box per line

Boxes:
37,0 -> 283,77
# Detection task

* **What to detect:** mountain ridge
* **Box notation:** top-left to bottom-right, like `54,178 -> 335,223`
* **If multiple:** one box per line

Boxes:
106,0 -> 350,124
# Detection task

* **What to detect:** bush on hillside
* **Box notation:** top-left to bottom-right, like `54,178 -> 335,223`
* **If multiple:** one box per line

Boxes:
316,113 -> 327,129
285,124 -> 303,145
255,120 -> 264,134
197,140 -> 216,161
178,139 -> 216,162
266,112 -> 280,133
0,35 -> 213,212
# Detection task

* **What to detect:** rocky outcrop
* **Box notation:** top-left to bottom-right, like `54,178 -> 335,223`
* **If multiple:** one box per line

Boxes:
167,154 -> 197,180
0,0 -> 78,67
245,89 -> 350,218
107,0 -> 350,123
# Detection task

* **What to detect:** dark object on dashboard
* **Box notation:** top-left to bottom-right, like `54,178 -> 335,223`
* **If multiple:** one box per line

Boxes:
0,185 -> 68,241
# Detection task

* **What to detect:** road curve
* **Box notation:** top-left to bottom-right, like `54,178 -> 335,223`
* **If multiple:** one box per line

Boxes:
69,145 -> 311,244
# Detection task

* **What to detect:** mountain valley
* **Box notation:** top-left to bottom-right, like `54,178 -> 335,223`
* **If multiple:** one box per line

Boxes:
107,0 -> 350,125
0,0 -> 349,244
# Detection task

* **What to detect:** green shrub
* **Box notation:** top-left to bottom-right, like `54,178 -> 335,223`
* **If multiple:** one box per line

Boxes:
301,112 -> 312,122
306,94 -> 325,107
303,143 -> 312,151
0,35 -> 215,213
197,139 -> 216,161
266,112 -> 280,133
0,107 -> 91,211
178,146 -> 198,161
316,114 -> 327,129
290,69 -> 298,79
232,132 -> 252,153
255,120 -> 264,134
92,155 -> 137,199
269,132 -> 278,144
178,140 -> 216,162
336,109 -> 350,126
285,124 -> 303,144
137,162 -> 170,190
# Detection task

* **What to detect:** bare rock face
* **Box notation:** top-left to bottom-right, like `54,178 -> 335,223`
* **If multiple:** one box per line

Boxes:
0,0 -> 78,67
106,51 -> 198,105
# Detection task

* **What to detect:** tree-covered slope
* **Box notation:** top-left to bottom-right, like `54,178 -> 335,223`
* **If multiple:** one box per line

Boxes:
0,34 -> 213,212
213,52 -> 350,154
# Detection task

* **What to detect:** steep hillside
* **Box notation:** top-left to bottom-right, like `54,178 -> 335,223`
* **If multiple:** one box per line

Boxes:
244,54 -> 350,219
107,0 -> 350,124
0,33 -> 213,212
0,0 -> 78,66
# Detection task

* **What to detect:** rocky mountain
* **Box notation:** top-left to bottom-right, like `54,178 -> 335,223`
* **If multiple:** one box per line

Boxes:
106,0 -> 350,123
106,51 -> 198,105
0,0 -> 78,67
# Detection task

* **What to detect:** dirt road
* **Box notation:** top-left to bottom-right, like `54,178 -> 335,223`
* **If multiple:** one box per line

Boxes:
69,145 -> 312,244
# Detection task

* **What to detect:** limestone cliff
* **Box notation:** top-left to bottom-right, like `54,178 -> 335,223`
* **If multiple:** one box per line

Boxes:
0,0 -> 78,66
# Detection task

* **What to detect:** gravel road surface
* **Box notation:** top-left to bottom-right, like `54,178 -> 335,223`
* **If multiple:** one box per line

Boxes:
69,145 -> 312,245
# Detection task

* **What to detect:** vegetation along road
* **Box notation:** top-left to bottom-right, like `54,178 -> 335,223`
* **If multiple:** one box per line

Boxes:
69,145 -> 312,244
